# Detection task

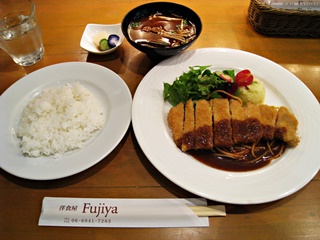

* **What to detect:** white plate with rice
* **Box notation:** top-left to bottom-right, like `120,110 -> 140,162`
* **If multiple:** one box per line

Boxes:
0,62 -> 132,180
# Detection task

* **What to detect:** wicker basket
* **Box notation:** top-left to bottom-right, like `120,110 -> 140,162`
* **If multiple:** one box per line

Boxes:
248,0 -> 320,37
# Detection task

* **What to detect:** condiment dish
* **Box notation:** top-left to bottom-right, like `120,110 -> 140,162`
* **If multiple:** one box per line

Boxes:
80,23 -> 124,55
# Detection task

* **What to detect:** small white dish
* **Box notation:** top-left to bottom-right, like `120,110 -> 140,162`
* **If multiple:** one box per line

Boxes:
80,23 -> 124,55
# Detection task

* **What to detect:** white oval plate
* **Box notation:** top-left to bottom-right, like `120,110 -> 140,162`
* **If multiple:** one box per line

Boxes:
132,48 -> 320,204
0,62 -> 132,180
80,23 -> 124,55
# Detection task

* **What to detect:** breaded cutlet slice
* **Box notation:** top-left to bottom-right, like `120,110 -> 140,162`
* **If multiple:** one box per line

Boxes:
259,104 -> 278,140
274,106 -> 300,147
182,99 -> 195,152
246,102 -> 263,143
230,99 -> 249,144
168,102 -> 184,148
211,98 -> 233,148
194,99 -> 214,149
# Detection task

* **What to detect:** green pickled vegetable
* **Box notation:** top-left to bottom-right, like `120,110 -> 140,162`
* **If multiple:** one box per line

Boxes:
99,38 -> 109,51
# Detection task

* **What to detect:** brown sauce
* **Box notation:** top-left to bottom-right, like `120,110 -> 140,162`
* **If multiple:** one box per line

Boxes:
128,13 -> 196,48
188,140 -> 286,172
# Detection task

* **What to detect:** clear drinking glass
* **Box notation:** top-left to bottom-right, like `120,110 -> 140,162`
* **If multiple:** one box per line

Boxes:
0,0 -> 44,66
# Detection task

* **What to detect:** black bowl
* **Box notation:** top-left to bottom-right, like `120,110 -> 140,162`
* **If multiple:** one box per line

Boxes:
121,2 -> 202,59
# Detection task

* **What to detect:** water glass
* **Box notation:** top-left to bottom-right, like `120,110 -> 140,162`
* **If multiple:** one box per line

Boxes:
0,0 -> 44,66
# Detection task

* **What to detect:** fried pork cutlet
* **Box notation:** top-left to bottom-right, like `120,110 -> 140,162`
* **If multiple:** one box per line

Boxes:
195,99 -> 214,149
246,102 -> 263,143
167,102 -> 184,148
182,100 -> 195,152
275,106 -> 300,147
259,104 -> 278,140
229,99 -> 250,144
211,98 -> 233,148
168,99 -> 300,152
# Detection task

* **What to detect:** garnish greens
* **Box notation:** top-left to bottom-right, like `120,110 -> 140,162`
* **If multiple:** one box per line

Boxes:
163,66 -> 239,106
130,21 -> 141,28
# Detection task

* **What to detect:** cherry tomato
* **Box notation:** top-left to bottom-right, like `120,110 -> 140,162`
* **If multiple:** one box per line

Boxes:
235,70 -> 254,86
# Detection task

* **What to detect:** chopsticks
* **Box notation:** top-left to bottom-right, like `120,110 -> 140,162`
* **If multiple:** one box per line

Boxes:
189,205 -> 226,217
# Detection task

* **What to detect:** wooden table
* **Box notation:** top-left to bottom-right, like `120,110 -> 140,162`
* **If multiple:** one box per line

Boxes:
1,0 -> 320,239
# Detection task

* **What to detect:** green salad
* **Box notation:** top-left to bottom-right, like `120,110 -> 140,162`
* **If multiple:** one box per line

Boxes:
164,66 -> 254,106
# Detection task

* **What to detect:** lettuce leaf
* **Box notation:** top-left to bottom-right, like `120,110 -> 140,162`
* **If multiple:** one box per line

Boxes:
163,66 -> 235,106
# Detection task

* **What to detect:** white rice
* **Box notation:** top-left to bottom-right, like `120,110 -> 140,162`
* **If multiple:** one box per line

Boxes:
16,83 -> 105,157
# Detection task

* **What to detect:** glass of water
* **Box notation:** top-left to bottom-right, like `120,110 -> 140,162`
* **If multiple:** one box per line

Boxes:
0,0 -> 44,66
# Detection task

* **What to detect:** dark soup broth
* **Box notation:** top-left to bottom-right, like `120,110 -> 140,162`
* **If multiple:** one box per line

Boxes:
128,13 -> 196,48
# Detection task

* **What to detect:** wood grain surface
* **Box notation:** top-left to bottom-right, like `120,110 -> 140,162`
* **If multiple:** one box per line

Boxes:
1,1 -> 319,239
